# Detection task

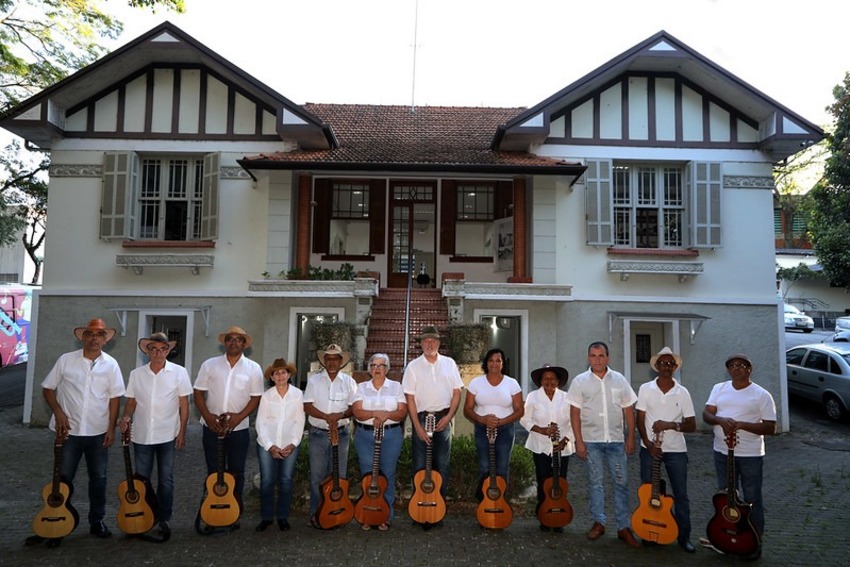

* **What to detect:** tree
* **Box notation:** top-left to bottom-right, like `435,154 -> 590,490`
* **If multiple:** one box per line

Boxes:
0,0 -> 184,282
809,72 -> 850,289
776,262 -> 821,299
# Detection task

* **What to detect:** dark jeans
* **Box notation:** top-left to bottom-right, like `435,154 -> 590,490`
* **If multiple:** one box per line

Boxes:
60,433 -> 108,525
713,451 -> 765,535
202,426 -> 250,512
639,447 -> 691,543
257,443 -> 300,521
134,441 -> 176,522
308,425 -> 350,517
473,422 -> 515,483
532,451 -> 569,507
411,412 -> 453,498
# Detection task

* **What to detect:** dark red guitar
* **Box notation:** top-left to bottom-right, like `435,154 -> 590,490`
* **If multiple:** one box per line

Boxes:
706,432 -> 760,556
537,423 -> 573,529
353,424 -> 390,528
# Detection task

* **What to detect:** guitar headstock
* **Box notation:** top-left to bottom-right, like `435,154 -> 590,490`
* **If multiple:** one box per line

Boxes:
122,425 -> 132,447
652,430 -> 664,447
54,429 -> 69,446
374,422 -> 384,442
725,430 -> 738,450
329,425 -> 340,447
548,422 -> 560,444
425,413 -> 436,438
486,426 -> 497,443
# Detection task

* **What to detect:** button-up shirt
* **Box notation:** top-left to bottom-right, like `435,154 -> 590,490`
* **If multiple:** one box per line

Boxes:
635,378 -> 695,453
193,354 -> 264,432
567,367 -> 637,443
353,379 -> 406,426
521,387 -> 575,456
255,385 -> 305,452
303,370 -> 357,429
125,360 -> 193,445
402,353 -> 463,412
42,349 -> 125,436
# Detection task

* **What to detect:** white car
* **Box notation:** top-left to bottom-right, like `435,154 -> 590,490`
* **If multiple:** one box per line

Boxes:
786,343 -> 850,421
784,304 -> 814,333
835,316 -> 850,334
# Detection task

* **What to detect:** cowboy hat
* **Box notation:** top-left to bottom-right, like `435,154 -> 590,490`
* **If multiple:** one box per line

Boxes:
73,318 -> 116,343
725,352 -> 753,369
530,364 -> 569,388
217,326 -> 252,348
264,358 -> 298,380
138,332 -> 177,354
316,344 -> 351,368
418,326 -> 442,340
649,347 -> 683,370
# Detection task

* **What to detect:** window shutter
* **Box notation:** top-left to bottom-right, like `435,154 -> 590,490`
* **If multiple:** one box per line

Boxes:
369,179 -> 386,254
688,161 -> 722,248
440,180 -> 457,256
312,178 -> 331,254
494,180 -> 513,219
585,159 -> 614,246
200,152 -> 220,240
100,151 -> 138,240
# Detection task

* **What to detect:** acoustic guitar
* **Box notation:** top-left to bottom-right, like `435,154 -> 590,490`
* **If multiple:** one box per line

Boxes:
314,426 -> 354,529
353,424 -> 390,528
32,431 -> 79,539
706,432 -> 760,556
631,431 -> 678,544
476,426 -> 513,529
537,423 -> 573,529
116,427 -> 158,535
408,413 -> 446,525
199,419 -> 240,528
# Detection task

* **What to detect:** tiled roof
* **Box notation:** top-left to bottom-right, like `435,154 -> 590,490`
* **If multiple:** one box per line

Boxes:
241,103 -> 582,171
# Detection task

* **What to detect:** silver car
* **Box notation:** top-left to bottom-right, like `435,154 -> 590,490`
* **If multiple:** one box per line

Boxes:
784,304 -> 814,333
835,315 -> 850,333
786,343 -> 850,421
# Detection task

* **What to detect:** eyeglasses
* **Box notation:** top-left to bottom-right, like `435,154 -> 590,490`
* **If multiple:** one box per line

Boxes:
147,346 -> 170,354
369,363 -> 388,369
224,336 -> 245,343
728,363 -> 751,370
657,361 -> 677,367
83,331 -> 107,338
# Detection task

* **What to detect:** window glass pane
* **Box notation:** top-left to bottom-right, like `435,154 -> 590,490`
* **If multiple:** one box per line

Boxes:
613,166 -> 630,205
635,208 -> 658,248
332,182 -> 369,218
329,219 -> 369,255
614,208 -> 631,246
164,201 -> 188,240
637,168 -> 656,206
139,202 -> 159,239
168,160 -> 188,199
457,184 -> 493,220
664,168 -> 682,206
664,210 -> 682,247
612,163 -> 683,248
141,159 -> 161,198
137,155 -> 204,240
394,184 -> 433,201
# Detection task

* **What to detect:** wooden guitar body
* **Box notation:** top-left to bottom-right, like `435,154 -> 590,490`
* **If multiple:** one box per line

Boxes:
314,426 -> 354,529
408,413 -> 446,525
475,426 -> 513,529
631,482 -> 678,544
116,429 -> 158,535
537,476 -> 573,528
354,424 -> 390,527
706,491 -> 760,556
32,432 -> 79,539
199,420 -> 240,528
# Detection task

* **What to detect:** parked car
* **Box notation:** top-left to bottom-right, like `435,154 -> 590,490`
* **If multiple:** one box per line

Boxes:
784,304 -> 814,333
786,343 -> 850,421
835,315 -> 850,333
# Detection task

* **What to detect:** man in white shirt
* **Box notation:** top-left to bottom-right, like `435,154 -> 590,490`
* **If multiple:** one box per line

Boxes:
303,344 -> 357,525
402,326 -> 463,506
39,318 -> 125,545
568,341 -> 639,548
119,332 -> 192,538
194,325 -> 264,527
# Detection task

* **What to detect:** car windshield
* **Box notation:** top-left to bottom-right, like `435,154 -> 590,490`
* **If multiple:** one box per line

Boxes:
841,354 -> 850,366
785,304 -> 801,314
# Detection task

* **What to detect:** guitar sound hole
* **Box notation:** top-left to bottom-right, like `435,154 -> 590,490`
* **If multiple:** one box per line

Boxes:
723,507 -> 740,522
368,487 -> 381,498
331,488 -> 343,501
549,488 -> 562,499
486,488 -> 501,501
421,481 -> 434,493
47,494 -> 65,507
125,491 -> 140,504
213,484 -> 230,497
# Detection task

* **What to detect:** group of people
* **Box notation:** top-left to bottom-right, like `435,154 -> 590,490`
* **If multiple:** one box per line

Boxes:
29,317 -> 777,559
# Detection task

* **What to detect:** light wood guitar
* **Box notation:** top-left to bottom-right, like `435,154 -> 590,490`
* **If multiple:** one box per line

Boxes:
631,431 -> 678,544
199,418 -> 240,527
476,426 -> 513,529
537,423 -> 573,529
408,413 -> 446,525
706,432 -> 760,556
314,426 -> 354,529
32,431 -> 79,539
116,427 -> 158,535
354,424 -> 390,528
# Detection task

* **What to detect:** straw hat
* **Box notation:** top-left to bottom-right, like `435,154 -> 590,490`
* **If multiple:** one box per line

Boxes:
73,318 -> 116,343
264,358 -> 297,380
217,326 -> 252,348
530,363 -> 569,388
316,344 -> 351,368
138,332 -> 177,354
649,346 -> 683,370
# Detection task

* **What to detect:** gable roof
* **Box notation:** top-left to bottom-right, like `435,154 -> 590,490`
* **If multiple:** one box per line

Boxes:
239,103 -> 586,176
494,30 -> 825,159
0,22 -> 334,149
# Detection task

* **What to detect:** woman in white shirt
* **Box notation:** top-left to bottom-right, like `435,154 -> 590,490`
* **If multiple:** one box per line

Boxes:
352,353 -> 407,531
520,363 -> 574,532
254,358 -> 305,532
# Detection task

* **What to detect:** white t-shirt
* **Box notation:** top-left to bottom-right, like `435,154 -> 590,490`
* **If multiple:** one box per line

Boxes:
194,354 -> 265,431
402,353 -> 463,412
706,380 -> 776,457
635,378 -> 695,453
125,360 -> 193,445
566,367 -> 637,443
467,374 -> 521,419
353,379 -> 406,426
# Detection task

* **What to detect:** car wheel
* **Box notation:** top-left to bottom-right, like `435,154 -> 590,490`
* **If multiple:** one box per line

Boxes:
823,395 -> 847,422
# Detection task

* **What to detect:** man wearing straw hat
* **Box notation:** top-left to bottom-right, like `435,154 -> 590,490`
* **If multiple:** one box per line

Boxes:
194,325 -> 264,526
39,318 -> 125,543
119,332 -> 192,538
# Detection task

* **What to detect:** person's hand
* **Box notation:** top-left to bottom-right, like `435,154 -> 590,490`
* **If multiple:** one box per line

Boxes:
280,444 -> 295,458
118,416 -> 131,434
175,432 -> 186,450
435,415 -> 451,433
203,413 -> 222,434
414,422 -> 432,445
103,428 -> 115,448
484,414 -> 500,429
54,411 -> 71,438
575,439 -> 587,460
625,435 -> 636,455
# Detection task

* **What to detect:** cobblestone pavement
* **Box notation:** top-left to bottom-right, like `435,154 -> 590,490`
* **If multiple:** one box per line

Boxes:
1,396 -> 849,567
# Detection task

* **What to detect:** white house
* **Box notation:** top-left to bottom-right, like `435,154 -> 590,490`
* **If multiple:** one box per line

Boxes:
0,23 -> 824,429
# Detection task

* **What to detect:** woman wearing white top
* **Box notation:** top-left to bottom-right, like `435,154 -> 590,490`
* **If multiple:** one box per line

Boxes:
254,358 -> 305,532
520,363 -> 574,532
352,353 -> 407,531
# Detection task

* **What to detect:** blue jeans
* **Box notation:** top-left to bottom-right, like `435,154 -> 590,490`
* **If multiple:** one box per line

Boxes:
532,451 -> 569,507
133,441 -> 176,522
584,442 -> 631,530
411,412 -> 453,498
308,426 -> 350,517
60,433 -> 108,525
201,426 -> 250,512
713,451 -> 765,535
639,447 -> 691,543
474,422 -> 515,484
257,443 -> 300,521
354,424 -> 403,520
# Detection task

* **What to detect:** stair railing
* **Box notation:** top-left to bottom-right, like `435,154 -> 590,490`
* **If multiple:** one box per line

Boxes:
402,252 -> 414,368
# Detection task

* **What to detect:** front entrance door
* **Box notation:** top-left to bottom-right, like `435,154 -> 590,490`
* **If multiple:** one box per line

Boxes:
387,181 -> 436,288
629,323 -> 663,388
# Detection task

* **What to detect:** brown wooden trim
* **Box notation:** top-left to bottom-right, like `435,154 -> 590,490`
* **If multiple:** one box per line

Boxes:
675,79 -> 683,141
440,180 -> 457,256
449,256 -> 492,263
312,178 -> 331,254
198,70 -> 207,134
86,102 -> 95,132
621,78 -> 629,139
122,240 -> 215,248
512,177 -> 526,280
321,254 -> 376,261
296,174 -> 312,271
702,97 -> 711,141
116,85 -> 126,134
145,69 -> 155,133
226,84 -> 235,136
369,179 -> 386,254
171,68 -> 181,134
647,77 -> 656,141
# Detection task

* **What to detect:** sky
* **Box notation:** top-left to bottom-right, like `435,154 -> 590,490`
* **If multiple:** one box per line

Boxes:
104,0 -> 850,129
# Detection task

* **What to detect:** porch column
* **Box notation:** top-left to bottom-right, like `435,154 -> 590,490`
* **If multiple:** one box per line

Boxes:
295,173 -> 312,271
510,177 -> 529,282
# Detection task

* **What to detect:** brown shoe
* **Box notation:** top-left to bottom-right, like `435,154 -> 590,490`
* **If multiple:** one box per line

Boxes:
618,528 -> 641,548
587,522 -> 606,541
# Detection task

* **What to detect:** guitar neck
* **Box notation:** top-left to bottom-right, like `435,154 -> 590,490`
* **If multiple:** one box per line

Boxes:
217,434 -> 226,486
726,446 -> 736,504
51,440 -> 63,497
124,443 -> 136,487
331,439 -> 341,490
370,435 -> 382,488
488,430 -> 497,487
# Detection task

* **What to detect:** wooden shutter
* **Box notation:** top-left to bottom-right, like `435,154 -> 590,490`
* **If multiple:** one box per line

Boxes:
494,180 -> 513,219
688,161 -> 722,248
312,178 -> 331,254
585,159 -> 614,246
200,152 -> 220,240
368,179 -> 386,255
440,180 -> 457,255
100,151 -> 138,240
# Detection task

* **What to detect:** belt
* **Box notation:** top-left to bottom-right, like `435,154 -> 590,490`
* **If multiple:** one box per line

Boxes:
357,422 -> 402,431
418,409 -> 449,420
312,424 -> 347,432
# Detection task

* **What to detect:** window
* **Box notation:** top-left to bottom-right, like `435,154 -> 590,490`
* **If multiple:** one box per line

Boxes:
455,183 -> 494,257
100,151 -> 219,242
613,165 -> 684,248
312,178 -> 385,257
329,182 -> 370,255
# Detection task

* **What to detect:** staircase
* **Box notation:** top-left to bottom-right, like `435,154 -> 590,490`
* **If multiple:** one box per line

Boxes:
365,288 -> 449,374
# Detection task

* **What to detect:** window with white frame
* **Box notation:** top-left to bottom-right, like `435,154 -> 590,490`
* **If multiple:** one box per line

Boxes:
613,164 -> 684,248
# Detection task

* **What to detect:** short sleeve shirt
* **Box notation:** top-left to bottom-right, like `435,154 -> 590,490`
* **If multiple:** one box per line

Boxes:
566,367 -> 637,443
466,374 -> 521,419
125,360 -> 193,444
635,378 -> 695,452
706,380 -> 776,457
303,370 -> 357,429
402,353 -> 463,412
194,354 -> 265,431
353,379 -> 406,426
